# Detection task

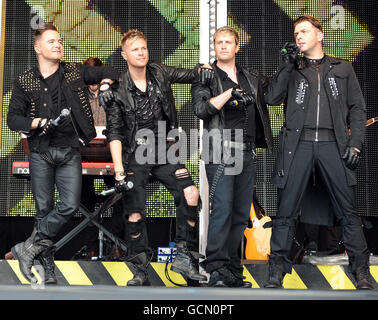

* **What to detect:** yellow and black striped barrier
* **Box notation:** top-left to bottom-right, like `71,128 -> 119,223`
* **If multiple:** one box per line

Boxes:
1,260 -> 377,289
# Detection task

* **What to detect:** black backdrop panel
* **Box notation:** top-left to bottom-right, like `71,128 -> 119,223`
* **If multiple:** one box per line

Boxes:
1,0 -> 378,218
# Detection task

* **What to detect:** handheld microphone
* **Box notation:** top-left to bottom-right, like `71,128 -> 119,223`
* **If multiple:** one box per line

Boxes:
281,44 -> 300,55
280,48 -> 289,54
38,108 -> 71,136
52,108 -> 70,126
98,181 -> 134,196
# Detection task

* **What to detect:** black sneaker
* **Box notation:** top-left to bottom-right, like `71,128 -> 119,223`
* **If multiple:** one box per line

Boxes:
208,267 -> 234,287
229,272 -> 252,288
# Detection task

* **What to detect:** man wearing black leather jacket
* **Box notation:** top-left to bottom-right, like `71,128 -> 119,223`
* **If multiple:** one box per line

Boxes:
7,23 -> 118,284
264,15 -> 373,289
191,26 -> 273,287
105,29 -> 207,286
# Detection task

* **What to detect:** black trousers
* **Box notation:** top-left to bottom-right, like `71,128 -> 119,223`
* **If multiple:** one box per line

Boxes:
29,146 -> 82,241
270,141 -> 369,273
204,151 -> 255,275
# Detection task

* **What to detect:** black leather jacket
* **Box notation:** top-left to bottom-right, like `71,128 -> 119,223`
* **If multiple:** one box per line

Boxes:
191,61 -> 273,160
7,62 -> 119,153
106,62 -> 198,162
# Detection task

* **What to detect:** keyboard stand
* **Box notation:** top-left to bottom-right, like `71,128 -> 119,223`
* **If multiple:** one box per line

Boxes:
55,192 -> 128,255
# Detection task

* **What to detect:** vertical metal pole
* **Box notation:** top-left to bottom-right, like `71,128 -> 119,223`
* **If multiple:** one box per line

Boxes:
198,0 -> 227,277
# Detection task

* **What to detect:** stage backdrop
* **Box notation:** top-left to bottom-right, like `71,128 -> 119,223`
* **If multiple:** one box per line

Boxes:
0,0 -> 377,218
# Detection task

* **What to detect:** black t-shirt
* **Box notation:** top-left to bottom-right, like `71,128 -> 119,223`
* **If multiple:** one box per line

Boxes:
131,72 -> 168,163
43,68 -> 79,148
214,63 -> 255,142
133,78 -> 164,133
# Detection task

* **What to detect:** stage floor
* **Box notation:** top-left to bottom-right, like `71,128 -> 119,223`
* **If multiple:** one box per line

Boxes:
1,258 -> 378,300
0,283 -> 377,300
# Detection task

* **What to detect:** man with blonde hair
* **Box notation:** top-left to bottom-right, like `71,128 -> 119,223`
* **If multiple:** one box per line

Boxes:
191,26 -> 273,287
104,29 -> 207,286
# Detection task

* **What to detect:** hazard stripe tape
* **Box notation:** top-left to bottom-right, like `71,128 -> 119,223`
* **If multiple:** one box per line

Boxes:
294,264 -> 332,289
283,268 -> 307,289
370,266 -> 378,284
7,260 -> 45,285
54,261 -> 92,286
150,263 -> 187,287
242,265 -> 260,288
317,265 -> 356,290
2,260 -> 378,289
101,261 -> 134,286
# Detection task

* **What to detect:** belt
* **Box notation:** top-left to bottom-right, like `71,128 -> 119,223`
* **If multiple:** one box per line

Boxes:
223,140 -> 255,152
299,128 -> 336,142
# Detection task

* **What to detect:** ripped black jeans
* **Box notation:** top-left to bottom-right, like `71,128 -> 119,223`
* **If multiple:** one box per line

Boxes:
120,155 -> 197,257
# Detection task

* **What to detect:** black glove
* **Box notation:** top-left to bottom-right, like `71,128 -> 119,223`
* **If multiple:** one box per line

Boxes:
114,178 -> 133,193
38,119 -> 55,136
199,67 -> 214,85
231,88 -> 255,106
98,82 -> 114,109
280,42 -> 299,66
342,146 -> 361,170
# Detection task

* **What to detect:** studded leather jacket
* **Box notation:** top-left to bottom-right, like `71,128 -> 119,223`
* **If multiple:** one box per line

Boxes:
7,62 -> 119,153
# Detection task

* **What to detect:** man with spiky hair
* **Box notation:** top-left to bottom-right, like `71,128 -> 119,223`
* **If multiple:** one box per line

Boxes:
264,15 -> 373,289
7,23 -> 118,284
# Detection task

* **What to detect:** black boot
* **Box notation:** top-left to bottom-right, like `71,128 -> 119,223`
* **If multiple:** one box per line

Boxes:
264,255 -> 285,288
353,255 -> 374,290
355,265 -> 374,290
11,231 -> 54,283
123,219 -> 151,286
38,246 -> 57,284
127,252 -> 151,286
171,241 -> 207,281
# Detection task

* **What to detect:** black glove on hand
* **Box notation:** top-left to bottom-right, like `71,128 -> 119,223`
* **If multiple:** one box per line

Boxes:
98,82 -> 114,109
280,42 -> 299,66
199,67 -> 214,85
342,146 -> 361,170
231,88 -> 255,106
38,119 -> 55,136
114,178 -> 133,193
